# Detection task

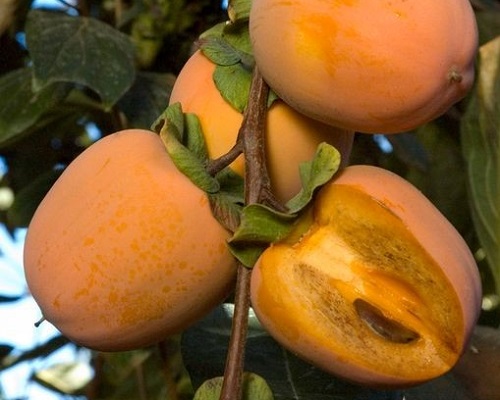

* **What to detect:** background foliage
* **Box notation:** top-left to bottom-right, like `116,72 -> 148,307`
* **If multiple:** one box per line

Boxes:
0,0 -> 499,399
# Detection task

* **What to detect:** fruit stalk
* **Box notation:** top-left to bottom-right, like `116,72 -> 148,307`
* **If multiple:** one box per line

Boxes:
219,68 -> 271,400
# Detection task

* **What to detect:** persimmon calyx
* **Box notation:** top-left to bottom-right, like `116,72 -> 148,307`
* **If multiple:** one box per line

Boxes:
228,142 -> 342,267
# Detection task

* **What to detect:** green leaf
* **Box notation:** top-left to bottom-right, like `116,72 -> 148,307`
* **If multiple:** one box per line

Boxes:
94,346 -> 186,400
0,68 -> 69,146
461,36 -> 500,294
227,0 -> 252,23
221,21 -> 254,60
118,71 -> 175,129
286,143 -> 341,214
227,143 -> 341,267
386,132 -> 429,172
208,168 -> 244,232
183,305 -> 472,400
154,103 -> 219,194
231,205 -> 296,244
213,63 -> 253,113
185,113 -> 210,161
26,10 -> 136,108
228,204 -> 296,266
201,32 -> 243,66
406,122 -> 470,235
475,8 -> 500,46
200,20 -> 253,68
194,373 -> 274,400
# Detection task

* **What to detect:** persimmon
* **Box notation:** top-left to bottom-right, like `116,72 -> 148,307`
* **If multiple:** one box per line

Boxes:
23,129 -> 236,352
251,165 -> 482,387
168,50 -> 355,203
249,0 -> 478,134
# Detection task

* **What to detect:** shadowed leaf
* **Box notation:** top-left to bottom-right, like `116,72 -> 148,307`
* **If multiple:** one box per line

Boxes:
26,10 -> 136,109
461,36 -> 500,293
0,68 -> 69,146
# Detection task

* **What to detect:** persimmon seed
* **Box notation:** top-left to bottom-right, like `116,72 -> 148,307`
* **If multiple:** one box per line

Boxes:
354,299 -> 420,344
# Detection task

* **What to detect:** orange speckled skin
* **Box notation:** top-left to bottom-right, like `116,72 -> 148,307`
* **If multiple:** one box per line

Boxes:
251,165 -> 481,387
24,130 -> 236,351
250,0 -> 478,133
169,50 -> 355,203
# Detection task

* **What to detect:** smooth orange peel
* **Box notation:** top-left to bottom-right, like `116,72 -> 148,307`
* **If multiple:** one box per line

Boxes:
249,0 -> 478,133
24,129 -> 236,351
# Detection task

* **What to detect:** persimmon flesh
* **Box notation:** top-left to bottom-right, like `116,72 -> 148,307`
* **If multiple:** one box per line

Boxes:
169,50 -> 355,203
23,129 -> 236,351
251,165 -> 481,387
249,0 -> 478,133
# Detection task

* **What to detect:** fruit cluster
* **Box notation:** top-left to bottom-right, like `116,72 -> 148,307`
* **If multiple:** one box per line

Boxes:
23,0 -> 481,390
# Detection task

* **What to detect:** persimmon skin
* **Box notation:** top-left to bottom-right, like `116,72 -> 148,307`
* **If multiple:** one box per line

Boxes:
23,129 -> 236,352
169,50 -> 355,203
249,0 -> 478,133
251,165 -> 481,387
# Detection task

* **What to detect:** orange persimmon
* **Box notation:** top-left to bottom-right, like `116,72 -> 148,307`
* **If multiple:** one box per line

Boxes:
24,129 -> 236,351
251,165 -> 481,387
249,0 -> 478,133
169,50 -> 355,203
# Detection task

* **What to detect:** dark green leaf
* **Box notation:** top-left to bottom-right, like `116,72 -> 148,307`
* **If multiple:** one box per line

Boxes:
0,68 -> 69,146
406,121 -> 470,235
118,71 -> 175,129
194,373 -> 274,400
386,132 -> 429,172
286,143 -> 341,214
94,346 -> 184,399
26,10 -> 136,108
183,305 -> 472,400
461,37 -> 500,293
475,9 -> 500,46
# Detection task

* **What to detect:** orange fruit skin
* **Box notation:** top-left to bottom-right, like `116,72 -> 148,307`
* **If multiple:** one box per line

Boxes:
169,50 -> 355,204
251,165 -> 482,387
23,129 -> 236,352
249,0 -> 478,133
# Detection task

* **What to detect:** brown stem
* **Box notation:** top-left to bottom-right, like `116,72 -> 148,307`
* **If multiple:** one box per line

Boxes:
218,68 -> 271,400
206,140 -> 244,176
219,261 -> 253,400
240,69 -> 272,205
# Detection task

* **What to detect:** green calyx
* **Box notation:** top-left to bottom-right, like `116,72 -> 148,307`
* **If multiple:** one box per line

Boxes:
229,143 -> 341,267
